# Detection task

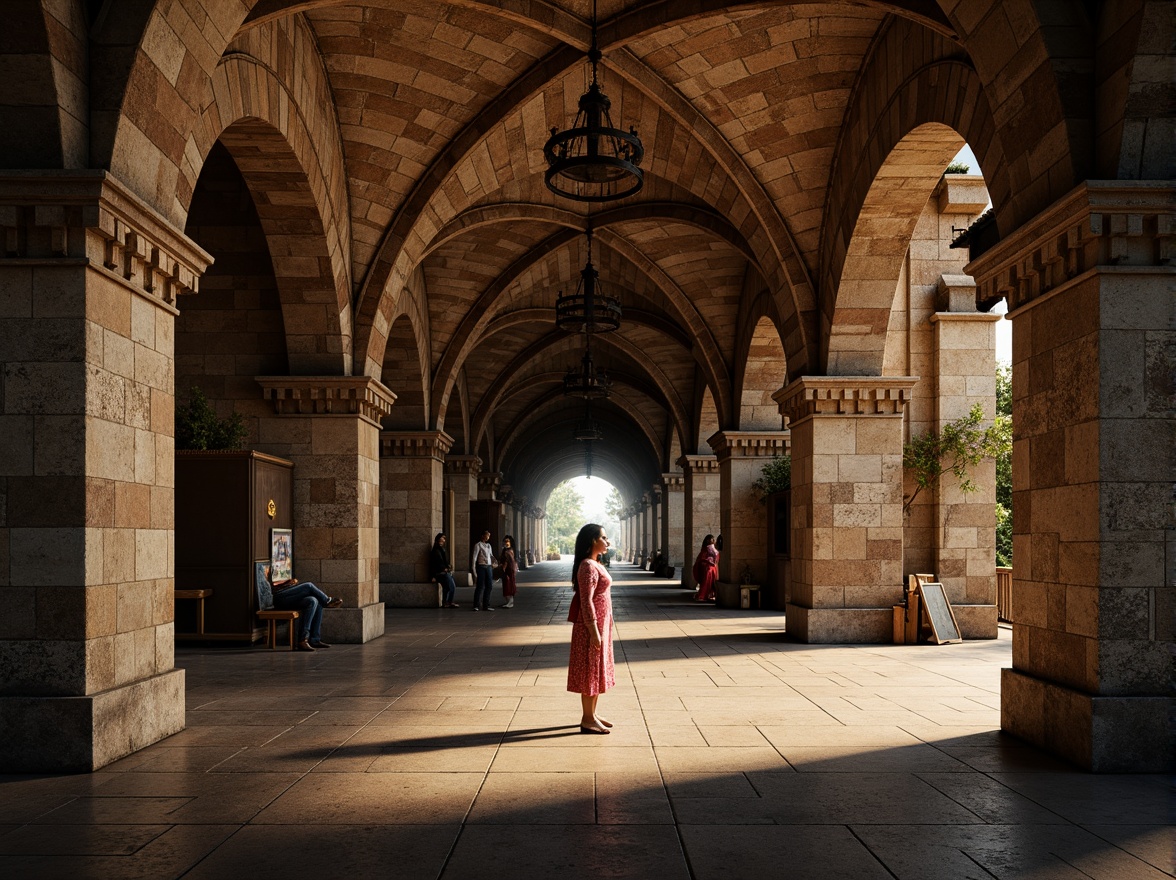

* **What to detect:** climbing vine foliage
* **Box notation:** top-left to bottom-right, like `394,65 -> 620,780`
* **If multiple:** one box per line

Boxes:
903,404 -> 1010,515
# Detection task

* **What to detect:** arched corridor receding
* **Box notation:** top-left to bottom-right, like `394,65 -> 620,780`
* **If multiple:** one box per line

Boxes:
0,0 -> 1170,784
1,562 -> 1167,878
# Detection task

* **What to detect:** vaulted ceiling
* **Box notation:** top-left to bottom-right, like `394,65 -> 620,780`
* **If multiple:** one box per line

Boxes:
188,0 -> 986,505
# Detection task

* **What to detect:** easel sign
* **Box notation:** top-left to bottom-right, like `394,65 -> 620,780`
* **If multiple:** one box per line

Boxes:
916,581 -> 962,644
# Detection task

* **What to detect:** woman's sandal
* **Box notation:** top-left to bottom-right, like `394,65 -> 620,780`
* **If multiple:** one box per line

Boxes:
579,725 -> 610,735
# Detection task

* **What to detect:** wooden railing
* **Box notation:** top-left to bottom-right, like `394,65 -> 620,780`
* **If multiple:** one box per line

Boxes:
996,566 -> 1013,622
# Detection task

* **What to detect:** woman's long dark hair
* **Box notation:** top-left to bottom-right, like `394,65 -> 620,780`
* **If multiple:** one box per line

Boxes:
571,523 -> 604,588
700,534 -> 715,551
433,532 -> 446,549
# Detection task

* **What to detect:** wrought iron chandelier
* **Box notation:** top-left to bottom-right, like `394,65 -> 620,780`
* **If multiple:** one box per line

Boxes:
555,224 -> 621,334
543,0 -> 644,203
563,335 -> 611,398
573,402 -> 603,479
573,402 -> 605,442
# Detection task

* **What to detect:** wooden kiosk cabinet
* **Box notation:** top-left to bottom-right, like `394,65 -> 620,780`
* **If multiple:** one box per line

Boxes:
175,451 -> 294,642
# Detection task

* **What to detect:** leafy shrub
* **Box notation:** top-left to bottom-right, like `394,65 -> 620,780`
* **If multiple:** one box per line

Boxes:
751,454 -> 791,502
176,387 -> 247,451
945,161 -> 971,174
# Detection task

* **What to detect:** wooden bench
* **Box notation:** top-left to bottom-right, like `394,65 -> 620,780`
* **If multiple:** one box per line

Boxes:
174,588 -> 213,635
256,609 -> 300,649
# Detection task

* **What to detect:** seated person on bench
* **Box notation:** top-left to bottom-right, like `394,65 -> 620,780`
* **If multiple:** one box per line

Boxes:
268,567 -> 343,652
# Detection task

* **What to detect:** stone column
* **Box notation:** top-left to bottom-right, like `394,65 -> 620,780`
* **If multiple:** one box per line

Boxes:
661,473 -> 686,578
258,377 -> 394,643
623,511 -> 632,561
379,431 -> 453,598
708,432 -> 790,587
679,455 -> 720,587
930,276 -> 1002,638
444,455 -> 480,575
774,378 -> 917,643
638,496 -> 651,566
970,181 -> 1174,772
0,172 -> 208,772
648,485 -> 663,566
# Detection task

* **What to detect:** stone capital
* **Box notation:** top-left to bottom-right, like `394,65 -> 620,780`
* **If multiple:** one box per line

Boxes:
379,430 -> 454,460
706,431 -> 791,463
677,454 -> 719,474
478,471 -> 503,491
0,170 -> 212,307
661,472 -> 685,490
774,376 -> 917,425
257,376 -> 397,428
649,483 -> 663,500
965,181 -> 1175,313
444,454 -> 482,476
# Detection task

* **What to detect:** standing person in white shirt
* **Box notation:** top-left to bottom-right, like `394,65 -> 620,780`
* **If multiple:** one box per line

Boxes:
470,530 -> 497,612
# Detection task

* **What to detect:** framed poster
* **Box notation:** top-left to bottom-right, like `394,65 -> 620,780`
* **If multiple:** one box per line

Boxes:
270,528 -> 293,583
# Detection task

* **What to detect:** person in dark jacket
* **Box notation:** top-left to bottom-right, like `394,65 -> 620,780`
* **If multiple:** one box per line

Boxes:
431,532 -> 458,608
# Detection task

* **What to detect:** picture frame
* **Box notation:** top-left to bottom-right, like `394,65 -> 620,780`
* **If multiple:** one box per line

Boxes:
270,528 -> 293,583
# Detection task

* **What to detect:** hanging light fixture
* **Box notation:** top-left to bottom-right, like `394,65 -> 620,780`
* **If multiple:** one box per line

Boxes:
573,403 -> 605,442
573,401 -> 603,479
556,223 -> 621,334
563,335 -> 612,398
543,0 -> 644,203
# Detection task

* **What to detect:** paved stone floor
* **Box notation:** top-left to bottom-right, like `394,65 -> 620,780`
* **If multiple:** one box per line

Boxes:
2,561 -> 1172,879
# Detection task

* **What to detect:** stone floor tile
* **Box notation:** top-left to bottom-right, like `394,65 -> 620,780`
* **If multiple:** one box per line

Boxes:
695,724 -> 771,747
490,746 -> 659,773
252,772 -> 483,825
595,771 -> 674,824
776,743 -> 972,773
0,823 -> 169,856
87,772 -> 302,823
990,774 -> 1171,825
468,772 -> 595,824
182,825 -> 460,880
0,825 -> 237,880
854,823 -> 1173,880
681,825 -> 894,880
662,771 -> 761,798
654,746 -> 791,774
1080,825 -> 1175,875
745,771 -> 983,825
443,825 -> 690,879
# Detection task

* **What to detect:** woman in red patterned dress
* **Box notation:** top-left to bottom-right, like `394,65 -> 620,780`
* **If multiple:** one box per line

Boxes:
567,523 -> 615,734
692,534 -> 719,601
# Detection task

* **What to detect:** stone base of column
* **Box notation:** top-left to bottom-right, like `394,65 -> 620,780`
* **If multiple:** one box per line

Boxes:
1001,669 -> 1175,772
953,605 -> 998,639
322,603 -> 385,643
380,582 -> 442,608
0,669 -> 185,773
784,605 -> 892,643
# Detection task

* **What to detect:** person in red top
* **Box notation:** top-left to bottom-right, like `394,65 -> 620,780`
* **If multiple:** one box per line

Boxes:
692,534 -> 719,602
566,523 -> 615,734
498,535 -> 518,608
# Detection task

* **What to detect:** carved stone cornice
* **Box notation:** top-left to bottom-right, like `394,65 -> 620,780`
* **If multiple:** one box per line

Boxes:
257,376 -> 396,428
478,472 -> 503,491
379,430 -> 454,460
677,454 -> 719,474
0,170 -> 212,308
774,377 -> 917,425
444,454 -> 482,476
966,181 -> 1175,313
661,472 -> 685,490
707,431 -> 791,462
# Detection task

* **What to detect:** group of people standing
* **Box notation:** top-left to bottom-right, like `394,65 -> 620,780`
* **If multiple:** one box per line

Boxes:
429,530 -> 518,610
